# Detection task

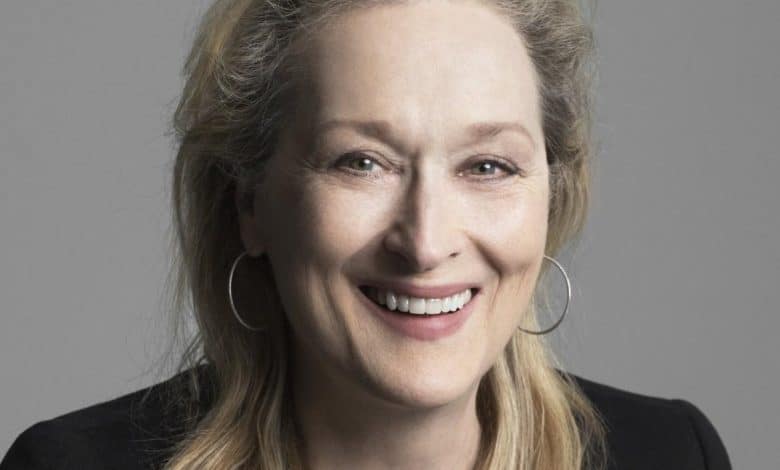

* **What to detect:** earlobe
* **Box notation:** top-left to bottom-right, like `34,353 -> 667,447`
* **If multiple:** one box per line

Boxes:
235,184 -> 265,257
238,212 -> 265,257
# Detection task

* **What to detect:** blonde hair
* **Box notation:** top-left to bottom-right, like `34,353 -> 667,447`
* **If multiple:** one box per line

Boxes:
154,0 -> 608,468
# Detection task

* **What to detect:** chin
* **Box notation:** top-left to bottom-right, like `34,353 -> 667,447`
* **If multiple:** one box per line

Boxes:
358,360 -> 485,410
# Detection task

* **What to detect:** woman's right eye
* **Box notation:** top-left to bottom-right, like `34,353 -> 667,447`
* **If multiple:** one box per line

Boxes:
335,152 -> 383,177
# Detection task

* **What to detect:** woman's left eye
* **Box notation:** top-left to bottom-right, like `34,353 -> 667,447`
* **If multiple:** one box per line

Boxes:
460,158 -> 520,180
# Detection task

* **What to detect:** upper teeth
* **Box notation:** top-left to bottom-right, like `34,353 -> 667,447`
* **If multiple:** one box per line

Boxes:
371,287 -> 472,315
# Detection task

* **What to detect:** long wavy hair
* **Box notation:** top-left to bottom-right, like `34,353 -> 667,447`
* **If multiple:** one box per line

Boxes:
152,0 -> 608,468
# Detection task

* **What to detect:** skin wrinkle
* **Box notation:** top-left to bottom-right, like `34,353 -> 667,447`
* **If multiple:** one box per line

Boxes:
238,1 -> 550,469
311,119 -> 538,159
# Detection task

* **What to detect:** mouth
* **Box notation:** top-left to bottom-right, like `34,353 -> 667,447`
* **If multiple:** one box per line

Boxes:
358,285 -> 479,316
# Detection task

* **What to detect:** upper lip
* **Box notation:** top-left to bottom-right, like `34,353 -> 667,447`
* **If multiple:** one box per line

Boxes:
359,281 -> 479,299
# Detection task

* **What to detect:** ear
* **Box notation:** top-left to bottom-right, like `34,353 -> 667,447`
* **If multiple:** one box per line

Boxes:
235,181 -> 265,257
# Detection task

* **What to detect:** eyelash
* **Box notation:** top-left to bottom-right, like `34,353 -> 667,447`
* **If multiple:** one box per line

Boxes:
334,152 -> 522,180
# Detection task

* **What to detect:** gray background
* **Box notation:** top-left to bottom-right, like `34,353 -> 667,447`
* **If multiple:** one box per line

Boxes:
1,1 -> 778,467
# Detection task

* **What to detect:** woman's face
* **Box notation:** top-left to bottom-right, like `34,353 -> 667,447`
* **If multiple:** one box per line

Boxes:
240,0 -> 549,408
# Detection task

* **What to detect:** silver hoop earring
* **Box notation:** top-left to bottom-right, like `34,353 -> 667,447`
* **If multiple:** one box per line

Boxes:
228,250 -> 267,332
517,255 -> 571,335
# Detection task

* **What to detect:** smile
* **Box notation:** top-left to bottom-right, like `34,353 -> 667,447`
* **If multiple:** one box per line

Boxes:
355,284 -> 480,340
358,286 -> 477,315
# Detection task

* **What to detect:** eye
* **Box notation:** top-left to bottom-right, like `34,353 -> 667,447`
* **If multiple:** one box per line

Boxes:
460,158 -> 520,180
335,152 -> 384,177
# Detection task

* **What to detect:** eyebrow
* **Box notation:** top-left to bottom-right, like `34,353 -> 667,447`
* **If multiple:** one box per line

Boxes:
313,118 -> 537,154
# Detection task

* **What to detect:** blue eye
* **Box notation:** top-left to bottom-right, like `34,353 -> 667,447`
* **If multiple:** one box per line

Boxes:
462,158 -> 520,180
336,152 -> 382,176
474,161 -> 504,175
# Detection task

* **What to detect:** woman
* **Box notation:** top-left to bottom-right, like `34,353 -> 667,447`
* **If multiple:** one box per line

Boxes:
1,0 -> 731,468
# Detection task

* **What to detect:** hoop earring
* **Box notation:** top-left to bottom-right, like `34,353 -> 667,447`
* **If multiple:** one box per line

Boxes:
228,250 -> 267,332
517,255 -> 571,335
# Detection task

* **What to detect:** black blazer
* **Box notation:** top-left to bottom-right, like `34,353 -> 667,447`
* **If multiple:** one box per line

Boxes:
1,366 -> 731,469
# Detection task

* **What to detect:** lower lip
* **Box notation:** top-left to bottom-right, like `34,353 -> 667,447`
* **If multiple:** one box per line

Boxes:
355,286 -> 479,341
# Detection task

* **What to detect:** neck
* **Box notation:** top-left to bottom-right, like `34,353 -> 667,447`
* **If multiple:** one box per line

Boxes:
289,348 -> 483,470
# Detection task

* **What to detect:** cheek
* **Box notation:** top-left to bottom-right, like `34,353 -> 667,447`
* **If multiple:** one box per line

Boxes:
466,183 -> 549,261
261,176 -> 380,317
468,183 -> 548,327
262,178 -> 393,366
288,183 -> 382,262
257,180 -> 351,353
263,173 -> 353,261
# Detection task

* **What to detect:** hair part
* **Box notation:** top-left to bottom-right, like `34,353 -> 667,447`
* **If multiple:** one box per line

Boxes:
155,0 -> 607,468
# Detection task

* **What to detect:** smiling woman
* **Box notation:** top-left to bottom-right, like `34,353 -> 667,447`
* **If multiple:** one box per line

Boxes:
1,0 -> 732,469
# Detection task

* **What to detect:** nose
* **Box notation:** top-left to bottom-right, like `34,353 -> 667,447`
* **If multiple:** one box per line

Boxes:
382,169 -> 463,272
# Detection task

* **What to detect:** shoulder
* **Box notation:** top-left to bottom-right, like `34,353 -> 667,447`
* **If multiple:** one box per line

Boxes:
0,366 -> 213,470
568,373 -> 732,470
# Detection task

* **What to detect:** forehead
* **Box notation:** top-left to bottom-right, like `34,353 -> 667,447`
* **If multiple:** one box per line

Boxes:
298,0 -> 542,141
